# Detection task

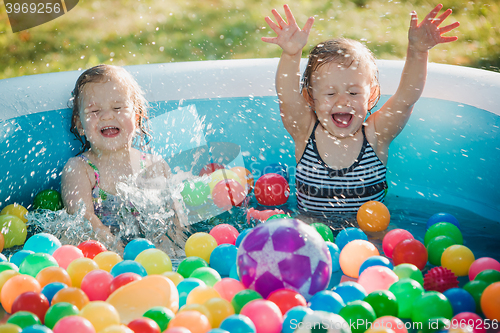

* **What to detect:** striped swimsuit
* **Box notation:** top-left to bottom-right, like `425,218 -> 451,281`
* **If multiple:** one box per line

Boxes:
296,121 -> 387,213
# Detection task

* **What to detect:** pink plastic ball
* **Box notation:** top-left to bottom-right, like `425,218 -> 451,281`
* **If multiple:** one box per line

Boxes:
240,299 -> 283,333
53,315 -> 96,333
452,312 -> 486,333
468,257 -> 500,281
382,229 -> 414,259
358,266 -> 399,294
392,239 -> 428,270
213,278 -> 245,301
80,269 -> 114,301
254,173 -> 290,206
372,316 -> 408,333
209,224 -> 239,245
212,179 -> 246,209
52,245 -> 84,270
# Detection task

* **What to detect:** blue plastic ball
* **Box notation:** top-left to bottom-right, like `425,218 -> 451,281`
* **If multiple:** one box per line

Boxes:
21,325 -> 53,333
326,241 -> 341,272
210,244 -> 238,277
335,227 -> 368,250
177,277 -> 206,308
0,253 -> 7,262
443,288 -> 476,315
333,281 -> 367,303
229,263 -> 239,280
41,282 -> 68,304
23,233 -> 61,255
9,249 -> 34,267
427,212 -> 460,230
263,163 -> 289,181
235,229 -> 252,248
207,330 -> 230,333
359,256 -> 394,276
110,260 -> 147,277
282,306 -> 313,333
220,314 -> 256,333
308,290 -> 345,314
123,238 -> 155,260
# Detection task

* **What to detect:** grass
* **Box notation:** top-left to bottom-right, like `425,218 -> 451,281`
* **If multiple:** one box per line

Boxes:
0,0 -> 499,80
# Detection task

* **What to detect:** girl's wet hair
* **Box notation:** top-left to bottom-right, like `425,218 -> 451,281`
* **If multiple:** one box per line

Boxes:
69,64 -> 152,155
301,38 -> 381,112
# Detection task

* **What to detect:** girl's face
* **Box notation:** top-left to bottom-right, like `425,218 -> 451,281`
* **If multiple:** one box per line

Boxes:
309,61 -> 375,139
78,78 -> 136,154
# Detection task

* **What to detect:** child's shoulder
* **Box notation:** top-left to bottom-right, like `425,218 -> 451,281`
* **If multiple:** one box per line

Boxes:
64,154 -> 89,170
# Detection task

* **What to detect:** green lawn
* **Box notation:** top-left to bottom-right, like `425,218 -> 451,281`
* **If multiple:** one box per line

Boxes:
0,0 -> 499,79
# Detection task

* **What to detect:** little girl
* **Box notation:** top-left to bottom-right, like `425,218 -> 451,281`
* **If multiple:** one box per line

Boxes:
61,64 -> 187,252
262,5 -> 459,218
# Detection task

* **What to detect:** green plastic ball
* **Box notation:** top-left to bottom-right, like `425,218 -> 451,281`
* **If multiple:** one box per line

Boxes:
426,235 -> 457,266
310,222 -> 334,242
266,213 -> 289,221
463,279 -> 488,313
363,290 -> 398,318
0,215 -> 27,248
19,253 -> 59,277
33,189 -> 63,211
411,291 -> 453,325
231,289 -> 263,314
181,180 -> 210,207
474,269 -> 500,286
6,311 -> 41,329
176,256 -> 208,278
339,300 -> 376,333
392,263 -> 424,286
388,277 -> 425,318
189,267 -> 221,287
0,262 -> 19,273
44,302 -> 80,329
424,222 -> 463,247
143,306 -> 175,331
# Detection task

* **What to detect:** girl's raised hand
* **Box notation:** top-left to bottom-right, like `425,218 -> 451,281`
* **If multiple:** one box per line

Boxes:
261,4 -> 314,56
408,4 -> 460,52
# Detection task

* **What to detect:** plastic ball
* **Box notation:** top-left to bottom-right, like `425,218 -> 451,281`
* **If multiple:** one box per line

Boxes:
480,281 -> 500,321
388,278 -> 424,318
213,278 -> 245,302
254,173 -> 290,206
66,257 -> 99,287
326,241 -> 341,273
364,290 -> 398,318
9,249 -> 34,267
451,312 -> 485,333
358,266 -> 399,294
392,263 -> 424,286
53,315 -> 96,333
127,317 -> 161,333
77,240 -> 106,259
109,272 -> 142,294
423,266 -> 459,293
231,289 -> 263,314
123,238 -> 155,260
339,240 -> 379,278
219,314 -> 256,333
0,261 -> 18,274
177,257 -> 209,278
178,303 -> 212,325
359,256 -> 393,276
426,235 -> 457,266
443,288 -> 476,315
0,215 -> 27,248
424,222 -> 463,247
80,301 -> 120,332
230,166 -> 254,192
338,300 -> 376,333
212,179 -> 246,208
411,291 -> 453,324
167,310 -> 211,333
0,203 -> 28,223
93,251 -> 122,272
0,270 -> 20,293
210,244 -> 238,277
469,257 -> 500,281
186,285 -> 220,305
208,169 -> 244,191
20,324 -> 53,333
262,163 -> 289,181
462,280 -> 488,314
357,201 -> 391,232
100,325 -> 134,333
0,323 -> 22,333
51,245 -> 84,269
6,311 -> 41,329
266,288 -> 307,315
135,249 -> 172,275
11,291 -> 50,323
392,239 -> 427,270
209,224 -> 239,245
372,316 -> 408,333
0,253 -> 6,262
51,287 -> 90,310
382,229 -> 414,259
43,302 -> 80,329
333,281 -> 367,303
203,297 -> 235,327
282,306 -> 313,333
110,260 -> 147,278
199,163 -> 226,176
427,212 -> 460,229
185,233 -> 218,264
308,290 -> 345,314
162,271 -> 184,286
240,299 -> 283,333
143,306 -> 175,332
36,266 -> 72,287
0,233 -> 4,253
19,253 -> 59,277
41,282 -> 67,304
335,227 -> 368,251
474,269 -> 500,285
80,269 -> 113,301
190,267 -> 221,287
441,245 -> 475,277
235,229 -> 252,248
23,233 -> 61,255
0,274 -> 41,313
33,189 -> 63,211
177,277 -> 206,308
164,328 -> 191,333
181,180 -> 211,207
310,223 -> 334,242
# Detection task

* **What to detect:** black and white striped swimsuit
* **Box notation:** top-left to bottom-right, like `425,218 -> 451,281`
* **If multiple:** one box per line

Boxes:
296,121 -> 387,213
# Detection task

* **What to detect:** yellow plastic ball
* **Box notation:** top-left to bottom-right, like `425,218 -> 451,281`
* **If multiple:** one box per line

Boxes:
186,285 -> 221,305
93,251 -> 123,272
179,303 -> 213,326
135,248 -> 172,275
185,232 -> 218,263
0,323 -> 22,333
66,257 -> 99,288
339,239 -> 380,278
203,297 -> 235,327
441,245 -> 475,277
162,271 -> 184,286
0,204 -> 28,223
208,169 -> 243,192
0,215 -> 27,248
80,301 -> 120,332
357,201 -> 391,232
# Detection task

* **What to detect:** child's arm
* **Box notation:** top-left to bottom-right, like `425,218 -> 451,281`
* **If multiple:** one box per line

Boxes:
371,4 -> 459,148
262,5 -> 315,141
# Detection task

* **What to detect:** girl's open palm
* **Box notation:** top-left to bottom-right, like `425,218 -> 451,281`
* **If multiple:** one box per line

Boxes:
261,4 -> 314,56
409,4 -> 460,52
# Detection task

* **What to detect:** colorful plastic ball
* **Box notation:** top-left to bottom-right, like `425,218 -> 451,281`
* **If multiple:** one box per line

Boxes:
93,251 -> 122,272
263,163 -> 289,181
9,249 -> 34,267
66,258 -> 99,288
178,303 -> 212,325
213,278 -> 245,302
451,312 -> 485,333
0,323 -> 21,333
19,253 -> 59,277
23,233 -> 61,255
135,249 -> 172,275
392,239 -> 427,271
339,239 -> 379,278
326,241 -> 341,273
0,270 -> 20,294
212,179 -> 246,208
426,235 -> 457,266
382,229 -> 414,259
310,223 -> 334,242
210,244 -> 238,277
177,257 -> 209,278
110,260 -> 147,278
235,229 -> 252,248
333,281 -> 368,303
21,324 -> 53,333
231,289 -> 263,314
80,301 -> 120,332
1,203 -> 28,223
51,245 -> 84,270
185,233 -> 218,264
469,257 -> 500,281
6,311 -> 41,329
43,302 -> 80,329
0,253 -> 6,262
11,291 -> 49,323
357,201 -> 391,232
441,245 -> 475,277
230,166 -> 254,192
177,277 -> 206,307
308,290 -> 345,314
190,267 -> 222,287
220,314 -> 256,333
77,240 -> 106,259
100,325 -> 134,333
254,173 -> 290,206
181,180 -> 211,207
336,227 -> 368,251
358,266 -> 399,294
372,316 -> 408,333
423,266 -> 458,293
162,272 -> 184,286
186,285 -> 220,305
123,238 -> 155,260
0,215 -> 27,248
392,263 -> 424,286
51,287 -> 90,310
364,290 -> 398,318
229,264 -> 239,281
0,261 -> 18,274
208,169 -> 244,191
199,163 -> 226,177
53,315 -> 96,333
143,306 -> 175,332
167,310 -> 211,333
109,272 -> 142,294
411,291 -> 453,324
359,256 -> 394,276
481,281 -> 500,320
203,297 -> 235,327
127,317 -> 161,333
80,269 -> 113,301
474,269 -> 500,285
424,222 -> 463,247
0,234 -> 4,253
266,288 -> 307,315
443,288 -> 476,315
210,224 -> 239,245
240,299 -> 283,333
339,300 -> 376,333
388,278 -> 424,319
36,266 -> 72,287
282,306 -> 313,333
427,212 -> 460,230
463,280 -> 488,314
41,282 -> 67,304
33,189 -> 63,211
163,328 -> 191,333
0,274 -> 41,313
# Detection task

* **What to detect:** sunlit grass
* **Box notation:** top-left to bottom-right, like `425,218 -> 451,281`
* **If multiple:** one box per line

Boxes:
0,0 -> 499,79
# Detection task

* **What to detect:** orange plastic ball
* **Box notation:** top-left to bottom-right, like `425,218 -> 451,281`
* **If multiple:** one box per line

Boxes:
357,201 -> 391,232
186,285 -> 221,305
51,287 -> 90,310
0,274 -> 41,313
168,310 -> 211,333
179,303 -> 213,326
339,239 -> 380,278
481,281 -> 500,321
66,257 -> 99,288
36,266 -> 72,287
441,245 -> 475,277
0,233 -> 4,253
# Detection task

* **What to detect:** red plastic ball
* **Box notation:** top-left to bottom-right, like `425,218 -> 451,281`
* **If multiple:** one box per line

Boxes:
128,317 -> 161,333
392,238 -> 428,270
11,291 -> 50,323
109,272 -> 142,294
212,179 -> 246,209
382,229 -> 414,259
423,266 -> 458,292
254,173 -> 290,206
266,288 -> 307,315
209,224 -> 239,245
77,240 -> 107,259
199,163 -> 225,176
